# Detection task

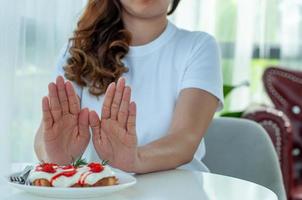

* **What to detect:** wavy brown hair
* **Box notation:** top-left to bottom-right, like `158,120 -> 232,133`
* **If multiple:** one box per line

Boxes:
64,0 -> 181,96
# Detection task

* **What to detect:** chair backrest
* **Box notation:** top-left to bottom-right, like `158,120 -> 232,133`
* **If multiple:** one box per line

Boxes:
203,117 -> 286,200
243,107 -> 293,198
263,67 -> 302,155
263,66 -> 302,188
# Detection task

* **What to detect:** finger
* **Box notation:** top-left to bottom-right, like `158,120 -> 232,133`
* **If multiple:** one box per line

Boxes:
89,111 -> 101,141
78,108 -> 89,139
117,86 -> 131,128
48,82 -> 62,122
42,96 -> 53,130
127,102 -> 137,135
110,77 -> 125,120
101,82 -> 116,120
66,81 -> 80,115
56,76 -> 69,115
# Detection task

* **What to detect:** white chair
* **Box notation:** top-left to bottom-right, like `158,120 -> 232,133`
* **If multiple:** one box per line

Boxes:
203,117 -> 286,200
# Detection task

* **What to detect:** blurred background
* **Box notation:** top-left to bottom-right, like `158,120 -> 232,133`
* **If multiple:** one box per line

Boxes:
0,0 -> 302,198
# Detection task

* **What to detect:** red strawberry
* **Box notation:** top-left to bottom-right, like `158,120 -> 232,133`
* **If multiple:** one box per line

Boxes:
36,163 -> 57,173
88,162 -> 104,173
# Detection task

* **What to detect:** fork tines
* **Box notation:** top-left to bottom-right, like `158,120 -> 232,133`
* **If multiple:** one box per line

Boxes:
10,174 -> 25,184
9,165 -> 33,185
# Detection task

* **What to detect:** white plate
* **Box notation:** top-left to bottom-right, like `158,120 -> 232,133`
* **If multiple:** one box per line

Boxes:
6,171 -> 136,199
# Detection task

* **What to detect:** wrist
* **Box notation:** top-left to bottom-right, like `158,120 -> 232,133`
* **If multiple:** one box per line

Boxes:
42,141 -> 73,165
132,146 -> 145,174
34,127 -> 48,162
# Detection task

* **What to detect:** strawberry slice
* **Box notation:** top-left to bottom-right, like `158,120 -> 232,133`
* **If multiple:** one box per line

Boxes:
88,162 -> 104,173
36,163 -> 58,173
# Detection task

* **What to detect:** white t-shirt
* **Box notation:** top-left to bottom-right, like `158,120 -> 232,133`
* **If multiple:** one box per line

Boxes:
56,21 -> 223,172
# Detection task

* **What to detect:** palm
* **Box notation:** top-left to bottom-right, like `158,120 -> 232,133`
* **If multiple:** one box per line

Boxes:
42,76 -> 90,165
93,119 -> 137,168
44,114 -> 89,164
89,78 -> 138,172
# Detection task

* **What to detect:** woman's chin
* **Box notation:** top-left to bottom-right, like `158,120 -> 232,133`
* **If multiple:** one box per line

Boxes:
121,0 -> 169,19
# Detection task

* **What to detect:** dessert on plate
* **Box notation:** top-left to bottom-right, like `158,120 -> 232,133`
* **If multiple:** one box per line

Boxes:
28,159 -> 118,187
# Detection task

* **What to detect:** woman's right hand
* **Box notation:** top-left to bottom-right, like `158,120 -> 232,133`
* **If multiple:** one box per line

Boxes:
38,76 -> 90,165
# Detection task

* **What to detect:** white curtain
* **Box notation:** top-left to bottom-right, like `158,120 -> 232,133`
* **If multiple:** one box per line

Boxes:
0,0 -> 87,174
280,0 -> 302,69
0,0 -> 18,176
229,0 -> 259,110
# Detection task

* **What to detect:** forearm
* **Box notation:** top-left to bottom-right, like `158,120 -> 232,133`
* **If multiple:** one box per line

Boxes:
134,89 -> 217,174
135,129 -> 201,174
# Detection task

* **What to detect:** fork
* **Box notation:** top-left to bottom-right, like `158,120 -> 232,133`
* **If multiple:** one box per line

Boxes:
9,165 -> 33,185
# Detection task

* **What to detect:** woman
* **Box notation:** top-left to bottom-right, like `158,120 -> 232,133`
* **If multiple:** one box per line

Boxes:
34,0 -> 223,173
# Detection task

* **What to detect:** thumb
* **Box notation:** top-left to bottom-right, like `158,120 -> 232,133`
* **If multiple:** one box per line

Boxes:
127,102 -> 137,135
89,110 -> 101,139
78,108 -> 90,138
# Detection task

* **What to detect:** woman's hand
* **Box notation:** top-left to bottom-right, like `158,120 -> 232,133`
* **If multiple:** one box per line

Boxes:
89,78 -> 139,172
40,76 -> 90,165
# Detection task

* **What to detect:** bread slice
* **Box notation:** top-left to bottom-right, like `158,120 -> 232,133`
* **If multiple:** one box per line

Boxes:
33,176 -> 118,187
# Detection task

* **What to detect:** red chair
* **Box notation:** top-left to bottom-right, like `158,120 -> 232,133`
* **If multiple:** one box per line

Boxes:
243,107 -> 293,199
243,66 -> 302,200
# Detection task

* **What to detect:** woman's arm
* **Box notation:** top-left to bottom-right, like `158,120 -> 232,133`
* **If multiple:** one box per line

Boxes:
135,88 -> 218,173
89,78 -> 219,173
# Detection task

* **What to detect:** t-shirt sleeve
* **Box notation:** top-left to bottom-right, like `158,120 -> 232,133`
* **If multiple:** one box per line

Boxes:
55,44 -> 83,99
178,33 -> 224,111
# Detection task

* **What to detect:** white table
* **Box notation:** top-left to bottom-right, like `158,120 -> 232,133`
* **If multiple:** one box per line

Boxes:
1,167 -> 278,200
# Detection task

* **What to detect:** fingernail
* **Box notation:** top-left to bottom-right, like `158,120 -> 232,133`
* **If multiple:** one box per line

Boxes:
110,82 -> 116,88
48,82 -> 55,88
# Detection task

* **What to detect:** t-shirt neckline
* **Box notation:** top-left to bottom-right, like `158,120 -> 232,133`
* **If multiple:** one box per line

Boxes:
127,21 -> 176,57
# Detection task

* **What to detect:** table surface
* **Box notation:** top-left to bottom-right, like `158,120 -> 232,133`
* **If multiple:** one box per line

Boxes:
0,166 -> 278,200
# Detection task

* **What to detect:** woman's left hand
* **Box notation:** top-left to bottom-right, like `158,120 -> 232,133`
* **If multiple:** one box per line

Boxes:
89,78 -> 140,172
